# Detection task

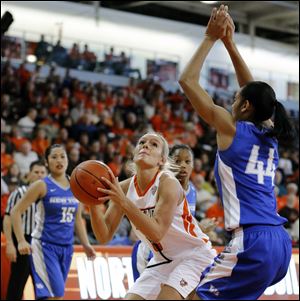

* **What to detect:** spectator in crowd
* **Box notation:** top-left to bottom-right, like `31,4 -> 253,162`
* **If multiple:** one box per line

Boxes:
279,183 -> 299,232
13,141 -> 39,177
31,127 -> 50,157
8,125 -> 29,151
88,140 -> 103,161
3,163 -> 22,187
191,158 -> 206,180
51,40 -> 68,67
193,174 -> 216,220
1,140 -> 14,176
274,169 -> 288,196
17,108 -> 37,138
203,169 -> 216,195
115,51 -> 129,75
107,151 -> 123,177
278,182 -> 299,211
290,218 -> 299,247
279,150 -> 293,177
81,44 -> 97,71
53,127 -> 72,149
1,36 -> 22,59
205,197 -> 228,246
66,147 -> 81,176
102,46 -> 116,72
78,132 -> 90,161
68,43 -> 81,69
35,34 -> 51,63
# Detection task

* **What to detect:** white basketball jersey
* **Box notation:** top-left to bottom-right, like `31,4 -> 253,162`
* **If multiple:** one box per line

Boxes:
127,171 -> 213,266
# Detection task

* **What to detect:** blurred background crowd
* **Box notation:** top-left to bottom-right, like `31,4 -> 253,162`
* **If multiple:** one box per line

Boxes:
1,33 -> 299,249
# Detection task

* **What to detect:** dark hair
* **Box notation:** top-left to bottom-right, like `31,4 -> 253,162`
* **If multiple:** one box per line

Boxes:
45,144 -> 66,163
240,81 -> 295,141
169,144 -> 194,159
29,160 -> 46,171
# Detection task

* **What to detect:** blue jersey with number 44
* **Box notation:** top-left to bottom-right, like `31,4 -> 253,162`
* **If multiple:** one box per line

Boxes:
214,121 -> 287,231
31,175 -> 79,245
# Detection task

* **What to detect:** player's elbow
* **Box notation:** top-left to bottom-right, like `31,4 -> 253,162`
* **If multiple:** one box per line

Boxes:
97,236 -> 110,245
93,229 -> 110,245
149,225 -> 166,243
178,76 -> 195,88
90,223 -> 110,244
149,234 -> 162,244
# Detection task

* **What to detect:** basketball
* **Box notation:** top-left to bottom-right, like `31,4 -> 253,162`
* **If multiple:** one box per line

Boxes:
70,160 -> 113,206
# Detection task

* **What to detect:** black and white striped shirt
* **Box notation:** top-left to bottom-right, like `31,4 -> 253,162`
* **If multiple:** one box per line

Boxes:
5,185 -> 36,236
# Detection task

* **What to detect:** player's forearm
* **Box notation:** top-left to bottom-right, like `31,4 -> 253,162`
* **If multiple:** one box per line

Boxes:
89,206 -> 112,244
121,199 -> 164,243
223,40 -> 254,86
179,36 -> 215,83
3,216 -> 14,244
10,209 -> 26,243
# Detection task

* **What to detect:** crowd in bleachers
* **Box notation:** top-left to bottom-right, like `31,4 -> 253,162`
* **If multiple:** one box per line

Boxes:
2,34 -> 141,78
1,42 -> 299,248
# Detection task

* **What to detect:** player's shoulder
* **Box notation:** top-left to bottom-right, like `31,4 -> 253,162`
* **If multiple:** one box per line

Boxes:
159,171 -> 181,191
159,171 -> 177,183
30,179 -> 47,190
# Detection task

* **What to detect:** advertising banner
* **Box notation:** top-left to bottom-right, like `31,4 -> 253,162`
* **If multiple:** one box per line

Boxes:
1,241 -> 298,300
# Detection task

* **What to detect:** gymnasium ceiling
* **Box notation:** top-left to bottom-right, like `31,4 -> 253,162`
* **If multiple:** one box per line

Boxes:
68,1 -> 299,47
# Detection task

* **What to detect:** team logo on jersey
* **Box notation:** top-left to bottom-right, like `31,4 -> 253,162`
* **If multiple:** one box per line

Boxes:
142,207 -> 155,217
36,283 -> 44,289
209,284 -> 220,296
180,278 -> 188,287
151,185 -> 157,195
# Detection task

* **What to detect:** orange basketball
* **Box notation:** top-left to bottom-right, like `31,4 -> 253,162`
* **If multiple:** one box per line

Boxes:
70,160 -> 113,206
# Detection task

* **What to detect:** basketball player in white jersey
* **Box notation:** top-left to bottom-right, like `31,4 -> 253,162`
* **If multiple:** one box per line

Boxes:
89,132 -> 217,300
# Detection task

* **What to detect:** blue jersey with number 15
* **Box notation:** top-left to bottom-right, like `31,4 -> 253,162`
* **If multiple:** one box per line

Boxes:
214,121 -> 287,231
31,175 -> 79,245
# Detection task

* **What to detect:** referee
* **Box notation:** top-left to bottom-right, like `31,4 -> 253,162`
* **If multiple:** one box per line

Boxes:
3,160 -> 47,300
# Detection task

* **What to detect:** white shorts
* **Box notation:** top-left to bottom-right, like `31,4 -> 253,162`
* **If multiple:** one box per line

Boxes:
127,245 -> 216,299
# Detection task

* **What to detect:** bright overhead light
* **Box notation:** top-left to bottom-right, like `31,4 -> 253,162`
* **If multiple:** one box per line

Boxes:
200,1 -> 218,4
26,55 -> 37,63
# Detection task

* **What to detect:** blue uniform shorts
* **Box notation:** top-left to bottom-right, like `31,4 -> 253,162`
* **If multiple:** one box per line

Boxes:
30,238 -> 73,299
196,224 -> 292,300
131,240 -> 153,281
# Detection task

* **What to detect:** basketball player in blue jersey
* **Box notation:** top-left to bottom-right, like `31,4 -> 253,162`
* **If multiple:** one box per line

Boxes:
170,144 -> 217,237
179,5 -> 295,300
11,144 -> 96,300
170,144 -> 197,215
